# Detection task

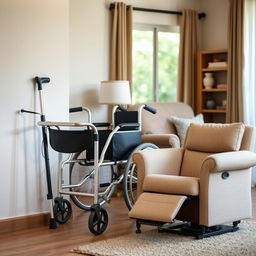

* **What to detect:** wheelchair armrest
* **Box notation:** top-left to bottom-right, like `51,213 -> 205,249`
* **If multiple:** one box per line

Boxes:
38,121 -> 91,127
118,123 -> 140,129
93,122 -> 111,127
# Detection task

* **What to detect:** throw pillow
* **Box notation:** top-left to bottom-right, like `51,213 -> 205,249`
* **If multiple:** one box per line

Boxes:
169,114 -> 204,146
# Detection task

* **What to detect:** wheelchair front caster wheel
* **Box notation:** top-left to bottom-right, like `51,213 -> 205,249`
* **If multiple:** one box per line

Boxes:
53,197 -> 72,224
88,207 -> 108,235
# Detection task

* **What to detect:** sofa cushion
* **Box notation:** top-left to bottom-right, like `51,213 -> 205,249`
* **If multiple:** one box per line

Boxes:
184,123 -> 245,153
143,174 -> 200,196
169,114 -> 204,146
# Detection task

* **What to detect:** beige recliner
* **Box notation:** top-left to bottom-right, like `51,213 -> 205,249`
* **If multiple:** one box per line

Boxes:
129,123 -> 256,239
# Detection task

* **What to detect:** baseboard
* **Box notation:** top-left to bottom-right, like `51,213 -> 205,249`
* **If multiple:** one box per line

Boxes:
0,212 -> 50,235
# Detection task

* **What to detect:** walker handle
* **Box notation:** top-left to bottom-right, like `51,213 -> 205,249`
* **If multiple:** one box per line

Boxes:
143,104 -> 157,114
35,76 -> 50,91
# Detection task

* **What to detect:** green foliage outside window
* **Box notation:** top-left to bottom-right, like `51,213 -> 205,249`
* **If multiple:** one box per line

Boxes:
132,29 -> 179,104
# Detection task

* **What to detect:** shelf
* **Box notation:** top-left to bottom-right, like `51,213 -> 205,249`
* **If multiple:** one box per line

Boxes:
202,109 -> 226,113
202,89 -> 227,92
197,49 -> 228,123
199,49 -> 228,54
202,67 -> 227,72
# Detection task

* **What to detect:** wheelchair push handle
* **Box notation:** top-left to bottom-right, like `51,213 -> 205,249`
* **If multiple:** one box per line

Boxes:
69,106 -> 92,123
143,104 -> 157,114
69,107 -> 83,113
35,76 -> 50,91
117,105 -> 127,112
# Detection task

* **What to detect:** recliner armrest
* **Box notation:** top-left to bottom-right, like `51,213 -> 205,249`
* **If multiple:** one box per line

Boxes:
142,134 -> 180,148
201,150 -> 256,173
133,148 -> 184,197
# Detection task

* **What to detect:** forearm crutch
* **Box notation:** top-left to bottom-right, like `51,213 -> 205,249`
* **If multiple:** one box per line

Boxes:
21,76 -> 57,229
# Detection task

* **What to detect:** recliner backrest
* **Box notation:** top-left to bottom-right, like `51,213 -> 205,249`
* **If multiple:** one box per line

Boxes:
180,123 -> 246,177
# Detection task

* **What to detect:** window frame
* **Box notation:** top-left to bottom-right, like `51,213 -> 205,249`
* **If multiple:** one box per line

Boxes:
133,23 -> 179,102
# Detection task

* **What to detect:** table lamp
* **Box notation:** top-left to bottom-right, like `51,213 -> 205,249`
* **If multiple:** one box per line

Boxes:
99,80 -> 131,126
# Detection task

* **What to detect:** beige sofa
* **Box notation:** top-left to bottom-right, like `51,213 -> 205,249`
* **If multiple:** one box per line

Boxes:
128,102 -> 194,148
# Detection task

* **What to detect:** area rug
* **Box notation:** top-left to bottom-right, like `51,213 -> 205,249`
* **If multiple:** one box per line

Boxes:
72,221 -> 256,256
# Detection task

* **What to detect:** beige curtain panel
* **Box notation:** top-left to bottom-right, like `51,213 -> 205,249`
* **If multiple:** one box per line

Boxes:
177,9 -> 198,112
227,0 -> 244,123
110,2 -> 133,85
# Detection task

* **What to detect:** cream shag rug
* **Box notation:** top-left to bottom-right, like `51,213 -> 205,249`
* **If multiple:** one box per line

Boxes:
73,221 -> 256,256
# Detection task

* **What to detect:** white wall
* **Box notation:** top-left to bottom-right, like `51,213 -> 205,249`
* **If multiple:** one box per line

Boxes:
69,0 -> 110,123
0,0 -> 69,219
69,0 -> 202,122
200,0 -> 229,50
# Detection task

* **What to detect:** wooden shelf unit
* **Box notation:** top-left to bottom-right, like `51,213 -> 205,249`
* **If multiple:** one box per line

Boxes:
197,49 -> 228,123
202,67 -> 228,72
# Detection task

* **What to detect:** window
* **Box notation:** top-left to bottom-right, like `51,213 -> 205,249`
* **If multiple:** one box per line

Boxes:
132,24 -> 179,104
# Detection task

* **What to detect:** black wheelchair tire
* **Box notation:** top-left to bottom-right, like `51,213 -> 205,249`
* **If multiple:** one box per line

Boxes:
88,208 -> 108,235
53,197 -> 72,224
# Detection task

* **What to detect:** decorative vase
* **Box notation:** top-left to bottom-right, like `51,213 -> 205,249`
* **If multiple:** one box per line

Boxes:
203,73 -> 215,89
206,99 -> 216,109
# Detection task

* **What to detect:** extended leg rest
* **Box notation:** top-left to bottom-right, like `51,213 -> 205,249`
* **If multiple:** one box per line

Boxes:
128,193 -> 187,224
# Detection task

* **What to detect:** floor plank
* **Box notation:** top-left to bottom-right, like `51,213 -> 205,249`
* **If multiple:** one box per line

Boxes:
0,188 -> 255,256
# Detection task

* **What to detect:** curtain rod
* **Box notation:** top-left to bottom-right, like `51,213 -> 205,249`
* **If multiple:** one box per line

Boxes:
109,4 -> 206,19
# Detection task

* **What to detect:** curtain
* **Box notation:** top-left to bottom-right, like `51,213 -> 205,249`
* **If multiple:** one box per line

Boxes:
243,0 -> 256,186
177,9 -> 198,112
110,2 -> 133,84
226,0 -> 244,123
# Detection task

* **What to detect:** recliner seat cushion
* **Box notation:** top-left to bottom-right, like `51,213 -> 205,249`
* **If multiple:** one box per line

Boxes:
143,174 -> 200,196
184,123 -> 245,153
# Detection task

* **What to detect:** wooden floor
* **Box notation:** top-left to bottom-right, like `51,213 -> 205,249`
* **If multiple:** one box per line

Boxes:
0,188 -> 255,256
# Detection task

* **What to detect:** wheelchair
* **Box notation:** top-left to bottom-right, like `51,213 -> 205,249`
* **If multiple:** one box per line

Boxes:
38,104 -> 158,235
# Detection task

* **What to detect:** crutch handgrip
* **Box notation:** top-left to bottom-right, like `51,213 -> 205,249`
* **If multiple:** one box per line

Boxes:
35,76 -> 50,90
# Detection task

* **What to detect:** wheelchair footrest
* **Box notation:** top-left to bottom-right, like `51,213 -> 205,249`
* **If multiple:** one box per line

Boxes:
128,192 -> 187,223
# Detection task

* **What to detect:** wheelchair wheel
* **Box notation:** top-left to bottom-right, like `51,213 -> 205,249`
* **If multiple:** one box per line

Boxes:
88,207 -> 108,235
53,197 -> 72,224
123,143 -> 159,210
69,151 -> 116,211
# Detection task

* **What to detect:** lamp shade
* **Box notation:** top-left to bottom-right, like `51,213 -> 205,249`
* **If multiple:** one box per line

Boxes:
99,80 -> 131,104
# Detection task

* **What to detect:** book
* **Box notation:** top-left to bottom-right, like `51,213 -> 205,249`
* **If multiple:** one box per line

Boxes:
217,84 -> 227,89
216,105 -> 226,110
208,62 -> 227,68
